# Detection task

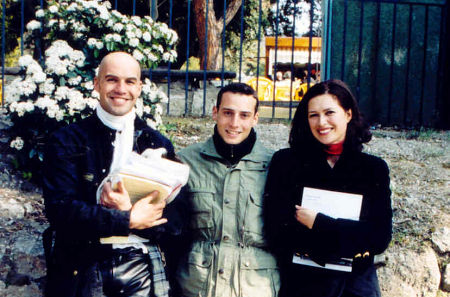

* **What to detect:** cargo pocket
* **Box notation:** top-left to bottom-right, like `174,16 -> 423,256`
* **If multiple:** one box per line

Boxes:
240,254 -> 280,297
189,189 -> 215,231
177,250 -> 213,297
243,192 -> 266,246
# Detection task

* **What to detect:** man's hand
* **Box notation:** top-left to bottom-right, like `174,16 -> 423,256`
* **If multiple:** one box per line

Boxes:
129,190 -> 168,230
100,181 -> 132,211
294,205 -> 317,229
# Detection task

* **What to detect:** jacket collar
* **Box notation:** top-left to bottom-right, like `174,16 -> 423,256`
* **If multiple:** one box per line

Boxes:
200,136 -> 271,164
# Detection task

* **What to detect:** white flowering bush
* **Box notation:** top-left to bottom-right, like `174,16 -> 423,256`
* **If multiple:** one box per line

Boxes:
5,0 -> 178,181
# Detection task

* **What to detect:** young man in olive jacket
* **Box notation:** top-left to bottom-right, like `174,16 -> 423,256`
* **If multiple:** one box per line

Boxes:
43,52 -> 185,297
175,83 -> 280,297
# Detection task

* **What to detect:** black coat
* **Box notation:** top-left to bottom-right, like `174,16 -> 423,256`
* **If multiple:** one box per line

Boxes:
264,147 -> 392,297
42,114 -> 186,296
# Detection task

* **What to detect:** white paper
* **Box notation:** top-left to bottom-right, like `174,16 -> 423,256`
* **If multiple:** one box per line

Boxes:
301,187 -> 362,221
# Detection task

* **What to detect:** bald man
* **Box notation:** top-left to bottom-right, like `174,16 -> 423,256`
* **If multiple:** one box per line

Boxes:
43,52 -> 181,297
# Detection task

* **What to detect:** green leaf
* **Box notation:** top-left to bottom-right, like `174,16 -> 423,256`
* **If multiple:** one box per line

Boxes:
59,77 -> 66,86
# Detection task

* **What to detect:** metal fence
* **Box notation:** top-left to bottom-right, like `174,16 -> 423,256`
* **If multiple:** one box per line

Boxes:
1,0 -> 449,127
323,0 -> 449,128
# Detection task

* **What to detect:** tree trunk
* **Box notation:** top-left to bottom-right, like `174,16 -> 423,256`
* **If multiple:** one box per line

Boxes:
193,0 -> 242,70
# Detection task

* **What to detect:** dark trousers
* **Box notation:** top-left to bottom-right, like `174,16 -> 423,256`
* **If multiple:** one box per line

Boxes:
99,247 -> 152,297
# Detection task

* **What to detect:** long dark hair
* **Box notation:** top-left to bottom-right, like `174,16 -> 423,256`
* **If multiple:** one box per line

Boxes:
289,79 -> 372,152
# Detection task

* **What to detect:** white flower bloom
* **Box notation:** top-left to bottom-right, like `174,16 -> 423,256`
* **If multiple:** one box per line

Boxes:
104,34 -> 114,42
83,81 -> 94,90
142,32 -> 151,42
96,41 -> 104,50
26,20 -> 41,31
126,30 -> 136,39
35,95 -> 56,110
47,19 -> 57,27
135,98 -> 144,117
85,98 -> 98,109
35,9 -> 45,18
10,137 -> 24,151
112,11 -> 123,19
32,71 -> 47,84
134,28 -> 142,39
112,34 -> 121,42
59,20 -> 67,30
113,23 -> 124,33
19,79 -> 37,96
68,76 -> 82,86
55,86 -> 70,101
67,2 -> 78,12
106,19 -> 114,28
87,38 -> 98,47
91,90 -> 100,99
162,52 -> 171,62
40,79 -> 56,95
132,49 -> 144,61
18,55 -> 34,67
143,105 -> 151,114
131,16 -> 142,26
147,53 -> 158,62
129,38 -> 140,48
55,110 -> 65,121
73,33 -> 84,40
49,5 -> 58,13
126,24 -> 135,32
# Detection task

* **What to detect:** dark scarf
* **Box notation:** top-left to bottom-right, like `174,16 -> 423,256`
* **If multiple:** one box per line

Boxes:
212,125 -> 256,165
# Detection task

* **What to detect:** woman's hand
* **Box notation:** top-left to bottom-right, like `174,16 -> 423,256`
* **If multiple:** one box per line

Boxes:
100,181 -> 133,211
295,205 -> 317,229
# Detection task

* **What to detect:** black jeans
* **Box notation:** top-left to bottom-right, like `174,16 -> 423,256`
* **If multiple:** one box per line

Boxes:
99,247 -> 152,297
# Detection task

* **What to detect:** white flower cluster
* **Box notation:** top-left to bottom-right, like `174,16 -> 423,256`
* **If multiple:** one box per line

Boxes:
10,137 -> 24,151
45,40 -> 86,75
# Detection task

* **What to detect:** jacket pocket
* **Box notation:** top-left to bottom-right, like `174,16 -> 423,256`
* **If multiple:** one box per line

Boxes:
243,192 -> 266,246
240,253 -> 280,297
177,250 -> 213,297
189,189 -> 215,230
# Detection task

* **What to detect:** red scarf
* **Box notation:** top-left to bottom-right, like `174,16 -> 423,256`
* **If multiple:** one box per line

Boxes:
325,141 -> 344,155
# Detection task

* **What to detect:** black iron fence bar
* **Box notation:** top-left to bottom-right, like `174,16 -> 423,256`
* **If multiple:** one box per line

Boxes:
114,0 -> 118,10
238,0 -> 245,82
221,0 -> 227,87
306,0 -> 314,87
387,0 -> 397,124
151,0 -> 156,19
202,0 -> 211,116
361,0 -> 444,6
271,0 -> 281,119
340,0 -> 348,81
323,0 -> 333,80
436,0 -> 446,122
1,0 -> 5,107
133,0 -> 136,15
255,0 -> 263,93
20,0 -> 24,55
289,1 -> 298,120
166,0 -> 174,115
372,0 -> 381,121
419,4 -> 429,126
403,4 -> 413,125
356,0 -> 365,101
184,0 -> 192,115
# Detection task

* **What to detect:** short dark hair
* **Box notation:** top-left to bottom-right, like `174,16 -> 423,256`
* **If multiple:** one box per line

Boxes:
289,79 -> 372,152
216,83 -> 259,113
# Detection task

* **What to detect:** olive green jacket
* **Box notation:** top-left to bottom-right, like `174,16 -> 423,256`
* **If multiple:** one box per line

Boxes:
176,137 -> 280,297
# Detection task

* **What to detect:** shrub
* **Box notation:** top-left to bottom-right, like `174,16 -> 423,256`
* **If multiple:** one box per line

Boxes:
4,0 -> 178,182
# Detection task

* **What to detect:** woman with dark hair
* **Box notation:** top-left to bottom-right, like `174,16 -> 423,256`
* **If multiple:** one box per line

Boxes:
264,79 -> 392,297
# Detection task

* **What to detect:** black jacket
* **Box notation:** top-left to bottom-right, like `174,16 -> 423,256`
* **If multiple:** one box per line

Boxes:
264,147 -> 392,297
42,114 -> 185,296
